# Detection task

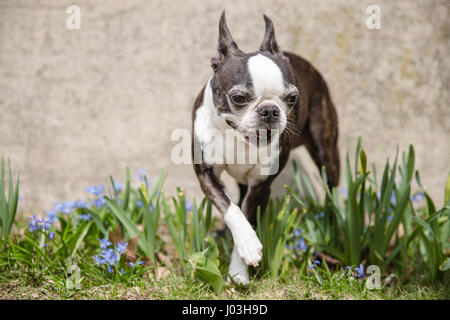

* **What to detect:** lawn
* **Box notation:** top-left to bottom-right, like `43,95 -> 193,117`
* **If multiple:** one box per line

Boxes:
0,139 -> 448,300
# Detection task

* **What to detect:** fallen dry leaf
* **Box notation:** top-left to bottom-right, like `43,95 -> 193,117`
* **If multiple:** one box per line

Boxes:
156,266 -> 170,280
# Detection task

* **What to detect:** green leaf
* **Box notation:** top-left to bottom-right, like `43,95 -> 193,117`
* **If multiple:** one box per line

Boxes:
188,237 -> 224,293
439,258 -> 450,271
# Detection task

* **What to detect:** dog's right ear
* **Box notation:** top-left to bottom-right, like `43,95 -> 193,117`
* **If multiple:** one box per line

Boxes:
211,11 -> 241,71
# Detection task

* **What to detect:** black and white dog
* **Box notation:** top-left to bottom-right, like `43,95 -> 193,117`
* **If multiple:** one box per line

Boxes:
192,12 -> 339,284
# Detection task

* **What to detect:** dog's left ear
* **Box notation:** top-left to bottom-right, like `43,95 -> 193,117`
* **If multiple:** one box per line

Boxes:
260,15 -> 288,61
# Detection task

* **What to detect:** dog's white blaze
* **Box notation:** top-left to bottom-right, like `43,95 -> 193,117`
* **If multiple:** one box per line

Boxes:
248,54 -> 284,97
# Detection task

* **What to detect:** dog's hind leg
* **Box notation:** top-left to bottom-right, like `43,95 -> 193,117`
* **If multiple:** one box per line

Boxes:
238,183 -> 248,208
304,87 -> 340,188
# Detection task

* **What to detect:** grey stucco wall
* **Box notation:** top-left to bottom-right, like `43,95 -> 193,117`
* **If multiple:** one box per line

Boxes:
0,0 -> 449,214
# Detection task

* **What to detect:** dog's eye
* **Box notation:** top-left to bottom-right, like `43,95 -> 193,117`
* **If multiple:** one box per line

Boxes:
231,95 -> 248,106
285,94 -> 298,106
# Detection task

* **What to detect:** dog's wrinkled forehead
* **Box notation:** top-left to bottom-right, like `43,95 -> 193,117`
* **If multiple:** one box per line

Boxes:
215,52 -> 294,95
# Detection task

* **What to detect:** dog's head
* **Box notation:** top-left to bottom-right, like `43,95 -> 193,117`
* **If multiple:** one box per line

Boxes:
209,12 -> 298,142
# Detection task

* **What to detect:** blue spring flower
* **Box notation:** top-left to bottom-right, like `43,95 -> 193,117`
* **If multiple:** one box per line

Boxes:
391,192 -> 397,206
98,238 -> 112,250
27,215 -> 40,233
79,213 -> 92,221
49,232 -> 55,240
39,217 -> 51,231
86,185 -> 104,196
27,215 -> 51,233
411,192 -> 425,203
74,199 -> 90,209
354,264 -> 365,278
129,261 -> 144,268
113,182 -> 124,193
93,239 -> 128,274
293,228 -> 303,238
185,200 -> 192,212
135,169 -> 148,182
92,197 -> 106,208
46,209 -> 58,224
116,240 -> 128,255
309,260 -> 320,270
294,237 -> 308,251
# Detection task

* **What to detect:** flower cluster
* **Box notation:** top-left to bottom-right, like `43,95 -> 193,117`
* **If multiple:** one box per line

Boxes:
286,228 -> 308,253
86,185 -> 106,208
345,264 -> 365,279
28,215 -> 51,233
46,199 -> 90,224
93,238 -> 128,273
309,259 -> 321,270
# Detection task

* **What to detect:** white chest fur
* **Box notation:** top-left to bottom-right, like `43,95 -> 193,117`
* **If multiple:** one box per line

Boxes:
194,78 -> 281,186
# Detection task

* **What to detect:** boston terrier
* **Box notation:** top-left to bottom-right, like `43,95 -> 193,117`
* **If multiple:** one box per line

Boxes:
191,12 -> 339,285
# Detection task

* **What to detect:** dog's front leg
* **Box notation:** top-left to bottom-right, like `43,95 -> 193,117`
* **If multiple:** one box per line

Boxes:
193,163 -> 262,285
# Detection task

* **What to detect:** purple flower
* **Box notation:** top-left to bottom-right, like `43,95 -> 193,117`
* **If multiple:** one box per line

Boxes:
354,264 -> 365,278
27,215 -> 50,233
135,169 -> 148,182
116,240 -> 128,255
79,213 -> 92,221
46,209 -> 58,224
93,238 -> 128,274
113,182 -> 124,193
294,237 -> 307,251
49,232 -> 55,240
75,199 -> 90,209
98,238 -> 112,250
411,192 -> 425,203
92,197 -> 106,208
39,217 -> 51,231
129,261 -> 144,268
293,228 -> 303,238
86,185 -> 104,196
185,200 -> 192,212
390,192 -> 397,206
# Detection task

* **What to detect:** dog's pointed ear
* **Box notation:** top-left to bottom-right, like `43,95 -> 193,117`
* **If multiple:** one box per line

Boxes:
259,14 -> 283,56
211,11 -> 241,71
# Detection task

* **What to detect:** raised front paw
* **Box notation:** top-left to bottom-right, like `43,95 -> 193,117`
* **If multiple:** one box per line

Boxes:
234,228 -> 263,267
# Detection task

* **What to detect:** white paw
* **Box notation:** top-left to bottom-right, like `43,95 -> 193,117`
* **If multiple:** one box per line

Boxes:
227,247 -> 250,285
227,273 -> 249,286
224,204 -> 263,267
234,228 -> 263,267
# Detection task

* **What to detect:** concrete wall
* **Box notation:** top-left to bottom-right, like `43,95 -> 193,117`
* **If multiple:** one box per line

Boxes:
1,0 -> 449,214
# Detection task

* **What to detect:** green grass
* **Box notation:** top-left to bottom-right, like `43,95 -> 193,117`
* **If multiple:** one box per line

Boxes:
0,264 -> 447,300
0,139 -> 448,300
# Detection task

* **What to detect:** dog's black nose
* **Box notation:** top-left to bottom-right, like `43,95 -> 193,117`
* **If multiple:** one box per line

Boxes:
258,105 -> 279,123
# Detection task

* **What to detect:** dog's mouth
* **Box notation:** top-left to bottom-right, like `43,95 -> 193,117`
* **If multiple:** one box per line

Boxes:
226,120 -> 273,144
